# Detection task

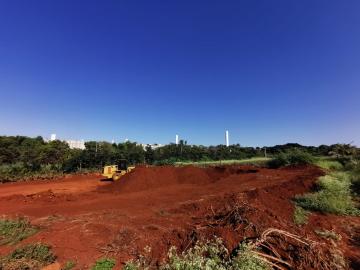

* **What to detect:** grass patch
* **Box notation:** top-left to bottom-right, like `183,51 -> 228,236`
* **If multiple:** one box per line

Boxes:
91,258 -> 116,270
315,157 -> 344,171
295,173 -> 359,215
124,238 -> 270,270
62,260 -> 76,270
175,157 -> 271,167
0,218 -> 39,245
0,243 -> 56,270
293,206 -> 309,225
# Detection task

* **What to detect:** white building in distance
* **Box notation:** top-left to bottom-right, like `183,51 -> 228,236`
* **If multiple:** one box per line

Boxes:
50,134 -> 56,141
139,143 -> 163,150
66,139 -> 86,150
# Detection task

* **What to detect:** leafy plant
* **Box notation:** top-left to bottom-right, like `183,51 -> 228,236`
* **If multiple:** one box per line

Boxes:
91,258 -> 116,270
162,238 -> 229,270
0,217 -> 39,245
231,243 -> 270,270
293,206 -> 309,225
124,238 -> 269,270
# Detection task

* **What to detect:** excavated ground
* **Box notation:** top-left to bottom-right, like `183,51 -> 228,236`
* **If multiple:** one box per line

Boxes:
0,165 -> 359,269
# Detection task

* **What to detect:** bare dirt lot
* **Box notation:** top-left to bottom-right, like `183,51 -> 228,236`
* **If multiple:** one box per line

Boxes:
0,165 -> 359,269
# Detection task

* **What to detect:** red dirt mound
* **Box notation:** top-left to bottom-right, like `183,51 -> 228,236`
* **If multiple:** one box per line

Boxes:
98,165 -> 265,194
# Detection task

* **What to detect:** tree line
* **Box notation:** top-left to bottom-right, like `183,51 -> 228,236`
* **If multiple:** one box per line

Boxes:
0,135 -> 357,181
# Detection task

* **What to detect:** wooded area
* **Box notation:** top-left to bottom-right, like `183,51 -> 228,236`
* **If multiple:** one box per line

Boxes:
0,135 -> 357,182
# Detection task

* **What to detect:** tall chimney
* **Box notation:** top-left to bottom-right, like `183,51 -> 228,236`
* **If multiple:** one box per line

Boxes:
176,134 -> 179,145
225,130 -> 229,147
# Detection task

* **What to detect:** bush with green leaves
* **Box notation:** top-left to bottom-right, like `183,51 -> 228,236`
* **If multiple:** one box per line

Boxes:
295,173 -> 359,215
124,238 -> 269,270
268,149 -> 315,168
91,258 -> 116,270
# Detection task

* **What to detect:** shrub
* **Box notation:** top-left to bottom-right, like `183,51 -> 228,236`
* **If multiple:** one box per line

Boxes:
124,262 -> 141,270
10,243 -> 55,263
91,258 -> 116,270
0,243 -> 56,270
268,149 -> 315,168
62,260 -> 76,270
0,217 -> 39,245
232,243 -> 270,270
295,173 -> 359,215
124,238 -> 269,270
293,206 -> 309,225
162,238 -> 229,270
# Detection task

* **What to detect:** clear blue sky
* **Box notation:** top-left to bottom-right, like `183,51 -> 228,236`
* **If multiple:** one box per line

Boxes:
0,1 -> 359,146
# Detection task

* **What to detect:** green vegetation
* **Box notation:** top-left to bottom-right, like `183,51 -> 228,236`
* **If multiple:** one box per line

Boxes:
293,206 -> 309,225
0,243 -> 56,270
124,239 -> 269,270
267,149 -> 315,168
231,244 -> 270,270
315,230 -> 341,241
1,135 -> 359,182
0,163 -> 65,182
175,157 -> 271,167
295,172 -> 359,215
315,157 -> 344,171
293,145 -> 360,218
328,143 -> 359,168
91,258 -> 116,270
349,162 -> 360,196
62,260 -> 76,270
0,218 -> 39,245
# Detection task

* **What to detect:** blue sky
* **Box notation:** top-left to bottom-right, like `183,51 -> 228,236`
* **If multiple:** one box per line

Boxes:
0,0 -> 359,146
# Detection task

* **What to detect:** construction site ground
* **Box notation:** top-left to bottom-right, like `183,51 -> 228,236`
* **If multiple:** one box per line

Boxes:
0,165 -> 359,269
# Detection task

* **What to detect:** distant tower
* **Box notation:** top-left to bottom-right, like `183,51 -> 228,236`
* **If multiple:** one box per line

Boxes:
176,134 -> 179,145
225,130 -> 229,147
50,134 -> 56,141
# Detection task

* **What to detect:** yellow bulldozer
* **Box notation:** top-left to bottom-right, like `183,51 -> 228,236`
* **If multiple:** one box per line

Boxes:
102,159 -> 135,181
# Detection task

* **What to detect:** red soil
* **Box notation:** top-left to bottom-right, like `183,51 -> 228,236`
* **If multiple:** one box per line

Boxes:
0,165 -> 358,269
